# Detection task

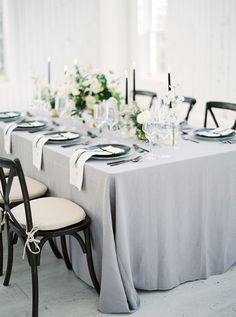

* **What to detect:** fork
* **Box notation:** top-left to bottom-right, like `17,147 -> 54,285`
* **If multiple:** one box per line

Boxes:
222,140 -> 236,144
107,156 -> 142,166
181,134 -> 200,143
133,144 -> 149,153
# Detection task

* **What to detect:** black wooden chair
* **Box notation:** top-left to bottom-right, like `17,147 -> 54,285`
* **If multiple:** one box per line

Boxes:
0,170 -> 48,276
0,157 -> 100,317
204,101 -> 236,129
132,90 -> 157,109
182,96 -> 197,122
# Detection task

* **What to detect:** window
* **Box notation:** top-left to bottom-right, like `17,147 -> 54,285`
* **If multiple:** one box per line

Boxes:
0,0 -> 5,78
137,0 -> 168,78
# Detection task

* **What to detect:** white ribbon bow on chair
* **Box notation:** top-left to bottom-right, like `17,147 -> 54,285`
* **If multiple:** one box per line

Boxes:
22,227 -> 41,259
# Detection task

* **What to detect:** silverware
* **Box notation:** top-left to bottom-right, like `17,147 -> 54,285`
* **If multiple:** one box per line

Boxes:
61,140 -> 90,148
87,131 -> 98,138
221,140 -> 236,144
132,144 -> 149,153
107,155 -> 142,166
29,127 -> 54,134
52,120 -> 60,126
181,135 -> 200,143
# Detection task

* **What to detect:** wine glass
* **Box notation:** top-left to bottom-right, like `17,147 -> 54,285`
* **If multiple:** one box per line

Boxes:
142,121 -> 157,160
155,122 -> 172,158
93,102 -> 107,143
106,98 -> 119,131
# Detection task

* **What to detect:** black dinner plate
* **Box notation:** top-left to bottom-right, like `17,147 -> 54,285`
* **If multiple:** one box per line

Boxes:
84,144 -> 131,158
0,111 -> 21,121
44,131 -> 81,144
16,120 -> 47,130
194,128 -> 235,141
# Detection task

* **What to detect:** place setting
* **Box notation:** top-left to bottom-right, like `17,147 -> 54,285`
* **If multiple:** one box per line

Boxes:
193,127 -> 236,142
180,126 -> 236,144
3,117 -> 49,154
32,130 -> 82,170
0,111 -> 21,122
69,143 -> 141,190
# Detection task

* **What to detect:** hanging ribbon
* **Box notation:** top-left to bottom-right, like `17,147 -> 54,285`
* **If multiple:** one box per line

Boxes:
22,227 -> 40,259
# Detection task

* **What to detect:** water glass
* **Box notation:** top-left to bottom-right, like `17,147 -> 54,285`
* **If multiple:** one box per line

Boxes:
93,102 -> 107,143
142,122 -> 157,160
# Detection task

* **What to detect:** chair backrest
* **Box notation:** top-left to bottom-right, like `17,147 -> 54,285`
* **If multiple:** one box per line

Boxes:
182,96 -> 197,122
0,157 -> 33,233
204,101 -> 236,129
132,90 -> 157,109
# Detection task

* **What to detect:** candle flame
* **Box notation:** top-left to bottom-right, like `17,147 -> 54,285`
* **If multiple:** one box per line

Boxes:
125,70 -> 128,78
74,59 -> 78,66
48,56 -> 51,62
167,65 -> 171,72
133,61 -> 136,69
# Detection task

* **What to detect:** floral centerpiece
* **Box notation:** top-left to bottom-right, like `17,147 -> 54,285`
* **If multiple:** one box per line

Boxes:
124,102 -> 152,140
127,86 -> 183,141
162,85 -> 184,122
58,67 -> 121,118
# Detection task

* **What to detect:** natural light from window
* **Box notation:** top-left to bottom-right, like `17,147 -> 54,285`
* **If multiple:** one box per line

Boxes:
137,0 -> 168,78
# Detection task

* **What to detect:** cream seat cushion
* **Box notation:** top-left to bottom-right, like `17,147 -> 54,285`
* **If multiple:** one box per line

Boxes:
0,176 -> 47,203
11,197 -> 86,231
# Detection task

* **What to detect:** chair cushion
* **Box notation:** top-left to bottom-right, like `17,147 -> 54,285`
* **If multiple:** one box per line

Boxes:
11,197 -> 86,231
0,176 -> 47,203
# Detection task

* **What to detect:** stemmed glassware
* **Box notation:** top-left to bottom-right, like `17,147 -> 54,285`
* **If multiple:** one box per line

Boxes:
106,98 -> 119,131
93,102 -> 107,143
142,119 -> 157,160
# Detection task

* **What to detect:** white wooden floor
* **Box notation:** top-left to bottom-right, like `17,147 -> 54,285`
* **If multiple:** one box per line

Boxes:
1,234 -> 236,317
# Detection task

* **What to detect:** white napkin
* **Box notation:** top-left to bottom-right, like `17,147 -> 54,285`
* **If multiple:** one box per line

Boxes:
212,128 -> 235,136
49,132 -> 77,141
197,128 -> 235,137
3,123 -> 18,154
69,145 -> 125,190
32,135 -> 50,170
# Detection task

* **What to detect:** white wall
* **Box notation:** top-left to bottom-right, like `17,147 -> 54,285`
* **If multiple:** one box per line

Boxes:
128,0 -> 236,126
0,0 -> 101,110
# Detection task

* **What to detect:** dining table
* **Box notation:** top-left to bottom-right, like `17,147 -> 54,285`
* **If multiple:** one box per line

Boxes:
0,117 -> 236,314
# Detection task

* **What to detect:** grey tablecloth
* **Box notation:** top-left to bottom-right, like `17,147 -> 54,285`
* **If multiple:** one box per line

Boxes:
1,123 -> 236,313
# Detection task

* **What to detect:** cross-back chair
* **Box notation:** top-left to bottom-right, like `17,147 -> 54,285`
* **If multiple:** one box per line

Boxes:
132,90 -> 157,109
0,157 -> 100,317
204,101 -> 236,129
0,168 -> 49,276
182,96 -> 197,122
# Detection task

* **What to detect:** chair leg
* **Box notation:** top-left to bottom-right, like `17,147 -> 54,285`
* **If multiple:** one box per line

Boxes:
84,228 -> 100,294
3,231 -> 14,286
61,236 -> 72,270
0,230 -> 3,276
48,238 -> 62,259
30,255 -> 39,317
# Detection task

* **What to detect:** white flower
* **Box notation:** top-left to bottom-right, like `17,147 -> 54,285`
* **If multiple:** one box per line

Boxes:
85,95 -> 96,110
90,78 -> 103,94
137,110 -> 152,124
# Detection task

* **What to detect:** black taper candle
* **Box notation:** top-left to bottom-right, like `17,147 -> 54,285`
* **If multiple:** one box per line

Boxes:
168,72 -> 171,91
168,67 -> 172,108
133,62 -> 136,101
125,71 -> 128,105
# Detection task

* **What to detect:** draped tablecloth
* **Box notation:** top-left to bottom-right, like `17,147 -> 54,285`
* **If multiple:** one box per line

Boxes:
1,123 -> 236,313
